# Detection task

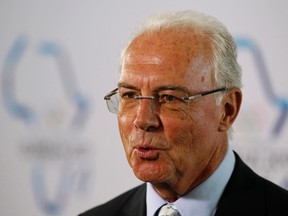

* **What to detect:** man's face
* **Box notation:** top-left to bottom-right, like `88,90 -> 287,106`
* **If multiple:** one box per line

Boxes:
117,29 -> 227,193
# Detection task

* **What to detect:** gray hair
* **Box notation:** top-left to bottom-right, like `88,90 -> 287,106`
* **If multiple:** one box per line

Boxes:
120,10 -> 242,90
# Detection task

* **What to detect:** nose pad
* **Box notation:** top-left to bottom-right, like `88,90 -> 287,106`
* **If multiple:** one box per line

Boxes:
133,98 -> 161,131
134,95 -> 158,112
138,97 -> 159,113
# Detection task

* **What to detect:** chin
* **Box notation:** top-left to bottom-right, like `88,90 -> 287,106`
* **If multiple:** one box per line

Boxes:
132,161 -> 171,183
135,174 -> 167,183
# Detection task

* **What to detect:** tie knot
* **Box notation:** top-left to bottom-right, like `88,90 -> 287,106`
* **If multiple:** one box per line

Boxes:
158,203 -> 181,216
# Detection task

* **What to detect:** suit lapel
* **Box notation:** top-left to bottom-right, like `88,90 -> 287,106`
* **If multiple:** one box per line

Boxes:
215,152 -> 266,215
121,184 -> 146,216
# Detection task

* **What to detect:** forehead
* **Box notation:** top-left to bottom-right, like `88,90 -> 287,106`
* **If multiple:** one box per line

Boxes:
120,28 -> 213,90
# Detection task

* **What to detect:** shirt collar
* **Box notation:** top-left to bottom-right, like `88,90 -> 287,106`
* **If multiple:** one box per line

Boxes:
146,146 -> 235,216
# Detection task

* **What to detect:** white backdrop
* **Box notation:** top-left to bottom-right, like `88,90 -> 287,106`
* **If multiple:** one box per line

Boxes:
0,1 -> 288,215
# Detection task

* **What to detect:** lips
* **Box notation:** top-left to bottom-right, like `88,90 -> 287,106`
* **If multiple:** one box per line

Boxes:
134,147 -> 160,160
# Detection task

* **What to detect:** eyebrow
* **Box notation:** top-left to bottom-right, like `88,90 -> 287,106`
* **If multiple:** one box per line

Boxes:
155,85 -> 190,94
118,83 -> 140,90
118,83 -> 190,94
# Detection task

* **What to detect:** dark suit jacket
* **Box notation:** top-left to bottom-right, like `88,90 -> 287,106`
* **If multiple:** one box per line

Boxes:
79,153 -> 288,216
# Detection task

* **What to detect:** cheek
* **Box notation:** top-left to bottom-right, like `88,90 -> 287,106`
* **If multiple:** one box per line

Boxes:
162,113 -> 213,174
118,115 -> 134,152
162,114 -> 198,160
162,112 -> 196,142
162,108 -> 216,156
118,113 -> 134,132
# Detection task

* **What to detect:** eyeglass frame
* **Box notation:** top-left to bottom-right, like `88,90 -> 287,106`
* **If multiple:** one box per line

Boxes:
104,87 -> 228,114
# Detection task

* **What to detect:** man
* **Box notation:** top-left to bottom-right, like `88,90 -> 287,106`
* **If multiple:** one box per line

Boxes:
80,10 -> 288,216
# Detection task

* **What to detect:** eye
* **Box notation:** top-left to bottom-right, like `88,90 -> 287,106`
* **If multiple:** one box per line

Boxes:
159,94 -> 182,103
121,92 -> 138,99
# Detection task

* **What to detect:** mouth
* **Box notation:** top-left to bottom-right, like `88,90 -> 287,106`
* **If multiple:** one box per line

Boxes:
134,147 -> 160,160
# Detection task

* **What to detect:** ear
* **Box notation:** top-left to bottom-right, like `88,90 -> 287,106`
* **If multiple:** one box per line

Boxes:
218,88 -> 242,132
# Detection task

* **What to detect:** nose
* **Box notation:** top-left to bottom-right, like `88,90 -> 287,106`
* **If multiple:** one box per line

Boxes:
133,98 -> 161,132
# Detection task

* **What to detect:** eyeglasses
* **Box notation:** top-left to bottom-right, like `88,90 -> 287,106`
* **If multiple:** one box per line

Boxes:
104,87 -> 228,114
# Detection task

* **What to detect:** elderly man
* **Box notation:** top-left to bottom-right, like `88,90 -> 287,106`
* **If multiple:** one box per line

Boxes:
80,10 -> 288,216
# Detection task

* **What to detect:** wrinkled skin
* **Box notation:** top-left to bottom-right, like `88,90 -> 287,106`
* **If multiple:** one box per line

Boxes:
117,28 -> 242,201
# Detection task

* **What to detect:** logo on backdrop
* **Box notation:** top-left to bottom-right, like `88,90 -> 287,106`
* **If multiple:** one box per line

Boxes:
234,36 -> 288,189
1,36 -> 93,215
235,37 -> 288,136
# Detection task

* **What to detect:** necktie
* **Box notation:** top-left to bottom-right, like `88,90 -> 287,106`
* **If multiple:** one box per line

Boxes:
158,203 -> 181,216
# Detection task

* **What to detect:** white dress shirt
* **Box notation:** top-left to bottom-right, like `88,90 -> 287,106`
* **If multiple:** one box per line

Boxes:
146,146 -> 235,216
